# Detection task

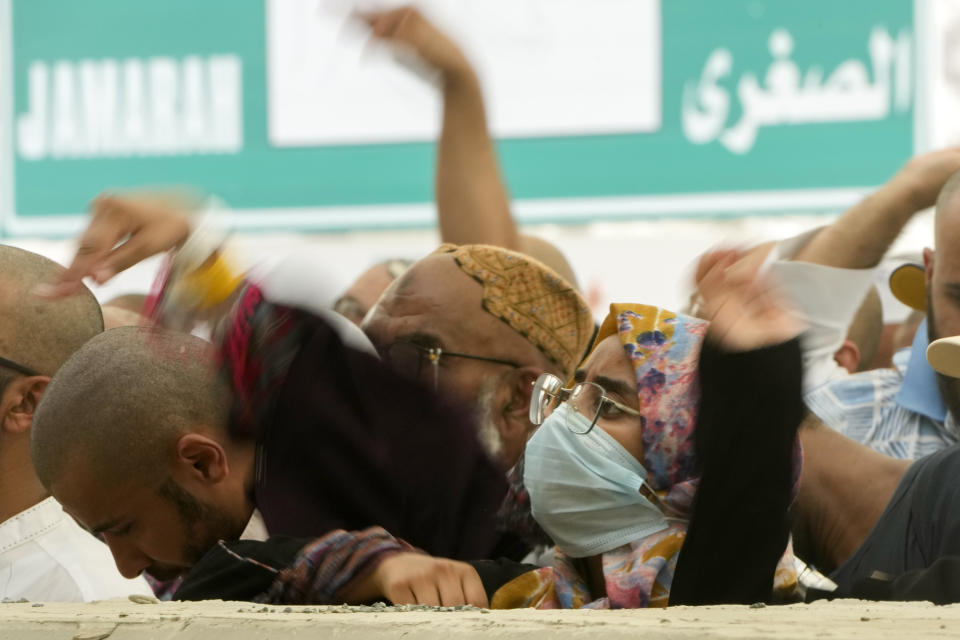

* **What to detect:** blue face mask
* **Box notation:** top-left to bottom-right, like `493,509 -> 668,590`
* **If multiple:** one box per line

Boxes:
523,404 -> 669,558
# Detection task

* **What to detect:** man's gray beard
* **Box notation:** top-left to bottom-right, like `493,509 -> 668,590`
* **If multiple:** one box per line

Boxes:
474,377 -> 504,462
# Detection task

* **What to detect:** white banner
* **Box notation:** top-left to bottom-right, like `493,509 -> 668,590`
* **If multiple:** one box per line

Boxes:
0,0 -> 12,233
923,0 -> 960,148
266,0 -> 662,146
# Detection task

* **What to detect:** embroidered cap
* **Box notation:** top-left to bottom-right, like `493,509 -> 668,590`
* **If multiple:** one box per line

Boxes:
434,243 -> 594,380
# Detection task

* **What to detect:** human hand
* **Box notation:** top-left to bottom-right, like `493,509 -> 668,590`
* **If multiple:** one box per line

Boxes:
355,552 -> 488,607
695,249 -> 804,352
361,6 -> 471,78
37,192 -> 195,299
888,147 -> 960,212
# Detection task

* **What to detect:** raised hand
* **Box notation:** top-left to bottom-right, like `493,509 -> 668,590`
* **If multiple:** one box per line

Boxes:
38,192 -> 195,299
361,6 -> 471,78
695,248 -> 804,352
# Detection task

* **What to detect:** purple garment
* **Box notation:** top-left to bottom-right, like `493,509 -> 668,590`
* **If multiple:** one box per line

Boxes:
221,286 -> 512,560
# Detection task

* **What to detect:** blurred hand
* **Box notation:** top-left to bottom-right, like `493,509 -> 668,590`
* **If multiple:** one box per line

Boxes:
361,6 -> 470,77
350,552 -> 488,607
38,192 -> 194,299
888,147 -> 960,212
695,249 -> 804,352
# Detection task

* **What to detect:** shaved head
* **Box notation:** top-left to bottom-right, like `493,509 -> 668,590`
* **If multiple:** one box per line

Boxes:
0,245 -> 103,390
31,327 -> 229,491
937,170 -> 960,218
846,286 -> 883,372
104,293 -> 149,315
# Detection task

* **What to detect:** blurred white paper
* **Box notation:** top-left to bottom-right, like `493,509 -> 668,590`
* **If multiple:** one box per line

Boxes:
266,0 -> 662,146
924,0 -> 960,148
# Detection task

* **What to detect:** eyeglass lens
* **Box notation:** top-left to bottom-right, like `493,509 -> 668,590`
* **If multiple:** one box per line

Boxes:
384,342 -> 440,391
531,373 -> 607,434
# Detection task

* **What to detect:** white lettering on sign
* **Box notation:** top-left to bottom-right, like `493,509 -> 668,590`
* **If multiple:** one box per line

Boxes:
682,27 -> 913,154
17,55 -> 243,160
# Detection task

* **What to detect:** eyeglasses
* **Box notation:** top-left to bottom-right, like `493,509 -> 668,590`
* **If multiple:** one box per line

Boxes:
382,341 -> 521,390
332,296 -> 367,325
0,355 -> 40,377
530,372 -> 640,435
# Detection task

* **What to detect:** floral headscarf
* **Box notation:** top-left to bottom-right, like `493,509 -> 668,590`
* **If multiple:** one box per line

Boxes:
596,303 -> 707,516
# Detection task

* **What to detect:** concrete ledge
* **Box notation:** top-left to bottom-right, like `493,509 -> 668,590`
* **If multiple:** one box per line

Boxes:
0,598 -> 958,639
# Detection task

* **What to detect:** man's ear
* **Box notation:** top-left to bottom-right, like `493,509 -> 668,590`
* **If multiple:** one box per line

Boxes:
173,433 -> 230,485
501,368 -> 541,434
833,339 -> 861,374
1,376 -> 49,435
923,247 -> 935,285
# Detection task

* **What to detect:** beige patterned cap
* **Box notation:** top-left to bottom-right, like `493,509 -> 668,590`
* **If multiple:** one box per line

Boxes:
433,243 -> 594,378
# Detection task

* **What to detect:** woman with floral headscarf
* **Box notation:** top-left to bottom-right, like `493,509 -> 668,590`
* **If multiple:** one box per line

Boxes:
491,249 -> 806,609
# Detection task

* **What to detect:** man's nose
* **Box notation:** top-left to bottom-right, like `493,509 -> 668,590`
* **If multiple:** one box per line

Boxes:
104,534 -> 150,579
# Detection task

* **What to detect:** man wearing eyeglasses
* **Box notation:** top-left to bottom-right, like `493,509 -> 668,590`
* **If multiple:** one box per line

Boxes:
364,243 -> 595,469
0,245 -> 151,601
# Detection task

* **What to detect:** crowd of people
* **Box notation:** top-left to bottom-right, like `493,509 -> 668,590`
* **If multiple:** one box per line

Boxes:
5,6 -> 960,610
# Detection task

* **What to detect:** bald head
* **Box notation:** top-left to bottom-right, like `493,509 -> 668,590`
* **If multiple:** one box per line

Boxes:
371,252 -> 555,373
31,327 -> 228,491
0,245 -> 102,388
846,286 -> 883,372
935,169 -> 960,243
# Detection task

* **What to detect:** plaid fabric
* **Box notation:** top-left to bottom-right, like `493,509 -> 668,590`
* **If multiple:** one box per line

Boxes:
261,528 -> 416,604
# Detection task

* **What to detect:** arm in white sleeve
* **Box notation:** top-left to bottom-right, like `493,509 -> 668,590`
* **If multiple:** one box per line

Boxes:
765,229 -> 877,393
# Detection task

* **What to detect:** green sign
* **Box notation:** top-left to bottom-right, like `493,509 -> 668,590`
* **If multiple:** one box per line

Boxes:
2,0 -> 915,236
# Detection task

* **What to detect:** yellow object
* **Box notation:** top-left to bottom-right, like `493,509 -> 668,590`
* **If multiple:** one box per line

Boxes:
927,336 -> 960,379
177,250 -> 244,310
888,263 -> 927,311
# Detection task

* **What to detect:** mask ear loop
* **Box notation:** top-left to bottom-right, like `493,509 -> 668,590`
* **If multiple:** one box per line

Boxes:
639,481 -> 688,523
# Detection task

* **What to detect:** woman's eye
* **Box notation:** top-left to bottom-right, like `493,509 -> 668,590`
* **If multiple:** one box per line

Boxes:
599,402 -> 626,419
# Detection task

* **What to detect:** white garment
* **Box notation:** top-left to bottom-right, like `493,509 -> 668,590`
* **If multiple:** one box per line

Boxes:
0,498 -> 152,602
239,509 -> 269,542
764,228 -> 878,393
254,254 -> 379,357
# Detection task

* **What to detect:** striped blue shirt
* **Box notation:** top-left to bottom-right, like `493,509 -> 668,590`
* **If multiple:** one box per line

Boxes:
805,323 -> 959,460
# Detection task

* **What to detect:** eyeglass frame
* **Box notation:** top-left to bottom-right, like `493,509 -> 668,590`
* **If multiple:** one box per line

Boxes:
381,340 -> 522,390
0,355 -> 40,377
529,372 -> 641,435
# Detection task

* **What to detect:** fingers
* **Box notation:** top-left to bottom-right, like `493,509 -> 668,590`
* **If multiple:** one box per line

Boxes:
38,196 -> 130,298
411,579 -> 443,607
37,192 -> 193,299
362,6 -> 415,40
695,249 -> 741,315
693,247 -> 738,286
461,567 -> 489,608
95,210 -> 189,279
378,555 -> 486,607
